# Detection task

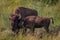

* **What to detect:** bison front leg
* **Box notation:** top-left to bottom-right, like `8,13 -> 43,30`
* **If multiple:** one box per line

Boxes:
22,27 -> 27,36
30,28 -> 35,36
12,28 -> 19,36
22,22 -> 27,36
30,23 -> 35,36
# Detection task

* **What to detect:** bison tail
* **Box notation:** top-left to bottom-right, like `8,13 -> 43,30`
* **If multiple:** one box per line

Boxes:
50,17 -> 54,24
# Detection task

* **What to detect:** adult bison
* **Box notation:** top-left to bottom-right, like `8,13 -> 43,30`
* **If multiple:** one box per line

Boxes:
9,7 -> 38,35
13,7 -> 38,20
22,16 -> 54,35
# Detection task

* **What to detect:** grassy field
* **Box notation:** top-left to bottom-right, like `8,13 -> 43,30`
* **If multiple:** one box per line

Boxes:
0,0 -> 60,40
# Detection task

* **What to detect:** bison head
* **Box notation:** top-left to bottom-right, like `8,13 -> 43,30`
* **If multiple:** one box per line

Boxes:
9,13 -> 21,25
9,14 -> 16,27
9,13 -> 22,34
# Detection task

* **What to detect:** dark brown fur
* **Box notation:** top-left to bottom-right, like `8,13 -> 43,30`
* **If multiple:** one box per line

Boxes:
9,7 -> 38,35
13,7 -> 38,19
23,16 -> 54,35
9,14 -> 20,35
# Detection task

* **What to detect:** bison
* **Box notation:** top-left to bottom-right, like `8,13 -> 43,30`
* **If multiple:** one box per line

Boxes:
13,7 -> 38,20
9,7 -> 38,35
22,16 -> 54,35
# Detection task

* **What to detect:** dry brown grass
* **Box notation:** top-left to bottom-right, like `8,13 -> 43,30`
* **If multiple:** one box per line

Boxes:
0,27 -> 60,40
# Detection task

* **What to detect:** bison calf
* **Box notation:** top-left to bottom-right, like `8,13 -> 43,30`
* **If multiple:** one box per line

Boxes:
22,16 -> 54,35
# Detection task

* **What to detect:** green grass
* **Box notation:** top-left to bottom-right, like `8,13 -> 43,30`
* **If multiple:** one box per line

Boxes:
0,0 -> 60,40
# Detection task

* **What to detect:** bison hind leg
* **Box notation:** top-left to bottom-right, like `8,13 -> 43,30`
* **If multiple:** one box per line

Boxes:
44,24 -> 50,33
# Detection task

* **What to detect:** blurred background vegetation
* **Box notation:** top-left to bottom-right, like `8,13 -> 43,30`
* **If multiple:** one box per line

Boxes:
0,0 -> 60,40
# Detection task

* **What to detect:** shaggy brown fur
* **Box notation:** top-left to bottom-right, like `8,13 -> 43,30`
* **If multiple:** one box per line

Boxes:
23,16 -> 54,35
9,7 -> 38,35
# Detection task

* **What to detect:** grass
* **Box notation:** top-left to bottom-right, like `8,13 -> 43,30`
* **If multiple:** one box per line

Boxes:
0,28 -> 60,40
0,0 -> 60,40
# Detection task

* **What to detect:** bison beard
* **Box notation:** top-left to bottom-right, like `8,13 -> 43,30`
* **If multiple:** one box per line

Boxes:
12,16 -> 20,34
9,14 -> 20,35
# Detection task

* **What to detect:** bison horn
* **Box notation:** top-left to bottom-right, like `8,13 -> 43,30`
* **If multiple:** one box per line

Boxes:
18,14 -> 21,19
